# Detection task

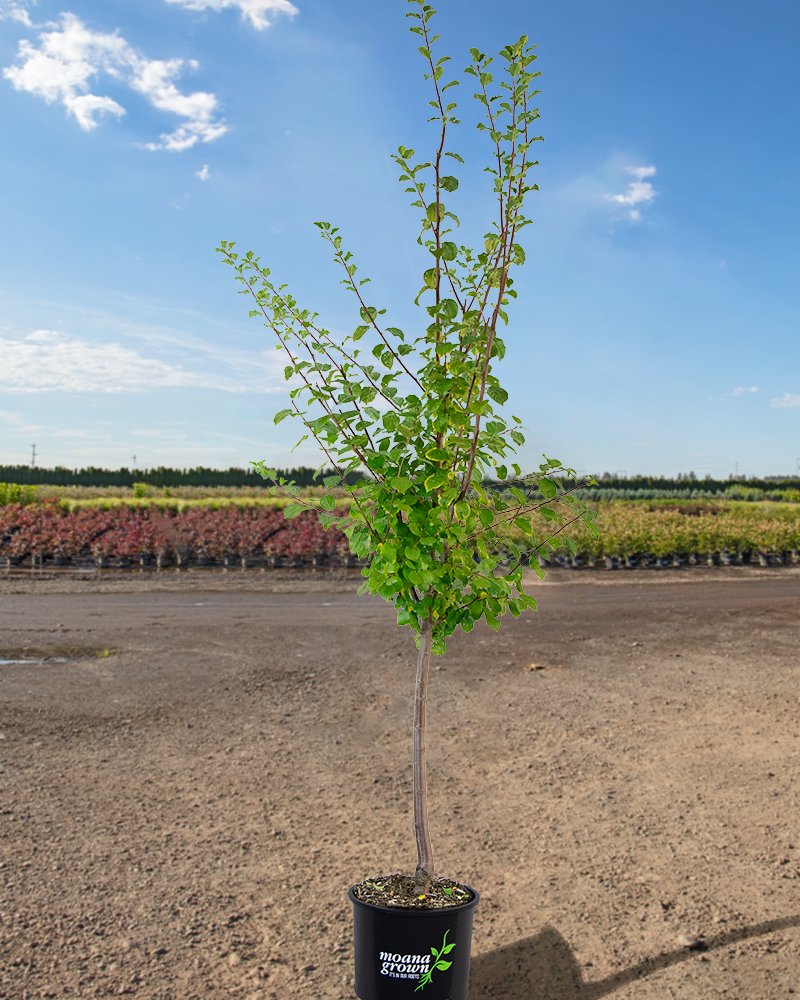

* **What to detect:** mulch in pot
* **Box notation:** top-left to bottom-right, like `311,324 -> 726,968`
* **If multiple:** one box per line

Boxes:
351,873 -> 474,910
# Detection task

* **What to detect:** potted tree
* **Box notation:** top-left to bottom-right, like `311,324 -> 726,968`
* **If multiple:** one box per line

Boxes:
217,4 -> 598,997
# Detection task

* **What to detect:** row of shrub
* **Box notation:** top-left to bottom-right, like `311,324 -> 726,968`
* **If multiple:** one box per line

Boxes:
3,500 -> 800,569
572,486 -> 800,503
0,482 -> 350,507
505,501 -> 800,561
0,503 -> 352,567
5,475 -> 800,507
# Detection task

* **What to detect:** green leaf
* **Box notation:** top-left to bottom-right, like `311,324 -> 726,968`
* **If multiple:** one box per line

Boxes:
425,447 -> 450,462
487,385 -> 509,405
423,267 -> 438,288
424,470 -> 449,491
353,325 -> 369,340
445,151 -> 464,163
434,961 -> 452,971
440,175 -> 459,192
273,409 -> 292,425
441,943 -> 456,955
426,202 -> 442,224
539,477 -> 558,499
439,241 -> 458,261
454,500 -> 470,520
320,495 -> 336,511
284,503 -> 305,519
478,508 -> 494,527
390,476 -> 413,493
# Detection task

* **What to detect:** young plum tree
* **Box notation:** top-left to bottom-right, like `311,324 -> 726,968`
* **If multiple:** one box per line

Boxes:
217,0 -> 599,896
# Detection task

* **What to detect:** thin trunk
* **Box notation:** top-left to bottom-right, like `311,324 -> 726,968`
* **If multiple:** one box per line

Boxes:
413,616 -> 435,894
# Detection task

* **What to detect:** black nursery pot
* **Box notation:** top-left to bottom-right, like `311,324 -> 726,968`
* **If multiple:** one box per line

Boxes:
349,885 -> 479,1000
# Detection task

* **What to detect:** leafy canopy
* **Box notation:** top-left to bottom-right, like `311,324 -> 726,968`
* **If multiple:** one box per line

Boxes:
217,0 -> 599,654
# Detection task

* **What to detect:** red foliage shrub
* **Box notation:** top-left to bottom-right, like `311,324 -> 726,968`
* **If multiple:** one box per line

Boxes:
0,503 -> 347,565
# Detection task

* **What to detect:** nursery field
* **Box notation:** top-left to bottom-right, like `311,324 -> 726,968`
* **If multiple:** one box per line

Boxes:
2,498 -> 800,570
0,570 -> 798,1000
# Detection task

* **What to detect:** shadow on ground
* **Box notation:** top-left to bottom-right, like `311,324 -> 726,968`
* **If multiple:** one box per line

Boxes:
468,914 -> 800,998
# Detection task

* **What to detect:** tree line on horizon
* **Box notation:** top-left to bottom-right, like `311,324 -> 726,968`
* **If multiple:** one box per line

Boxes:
0,464 -> 360,488
0,464 -> 798,493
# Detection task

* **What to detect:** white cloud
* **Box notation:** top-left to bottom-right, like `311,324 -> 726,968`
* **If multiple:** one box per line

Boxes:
0,0 -> 35,25
733,386 -> 758,396
164,0 -> 298,31
772,392 -> 800,409
0,330 -> 252,392
2,12 -> 227,149
606,165 -> 657,221
196,163 -> 209,180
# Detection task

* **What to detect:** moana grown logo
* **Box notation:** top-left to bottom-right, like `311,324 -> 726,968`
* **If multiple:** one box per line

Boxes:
378,930 -> 455,990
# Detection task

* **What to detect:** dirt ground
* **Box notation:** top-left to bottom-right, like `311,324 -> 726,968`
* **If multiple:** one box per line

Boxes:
1,565 -> 799,1000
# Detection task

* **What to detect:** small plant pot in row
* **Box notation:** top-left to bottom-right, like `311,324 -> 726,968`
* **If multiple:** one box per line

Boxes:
84,552 -> 363,569
556,550 -> 800,569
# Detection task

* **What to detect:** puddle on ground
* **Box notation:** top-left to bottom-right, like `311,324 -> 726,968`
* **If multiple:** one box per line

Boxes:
0,647 -> 120,664
0,658 -> 68,665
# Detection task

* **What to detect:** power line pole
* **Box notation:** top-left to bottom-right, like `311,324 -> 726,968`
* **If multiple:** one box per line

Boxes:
31,444 -> 36,468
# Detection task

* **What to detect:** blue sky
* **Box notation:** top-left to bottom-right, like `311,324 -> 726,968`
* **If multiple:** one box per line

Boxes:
1,0 -> 798,479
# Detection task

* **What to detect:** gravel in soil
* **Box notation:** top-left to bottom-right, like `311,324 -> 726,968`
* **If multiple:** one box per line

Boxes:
0,567 -> 799,999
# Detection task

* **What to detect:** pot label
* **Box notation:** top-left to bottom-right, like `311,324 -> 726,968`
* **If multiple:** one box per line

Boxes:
379,953 -> 431,979
378,930 -> 455,991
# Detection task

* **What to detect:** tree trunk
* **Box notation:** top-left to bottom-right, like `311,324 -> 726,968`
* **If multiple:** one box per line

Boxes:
413,616 -> 435,894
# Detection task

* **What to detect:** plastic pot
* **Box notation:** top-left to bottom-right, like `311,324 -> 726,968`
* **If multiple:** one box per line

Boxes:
349,885 -> 479,1000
